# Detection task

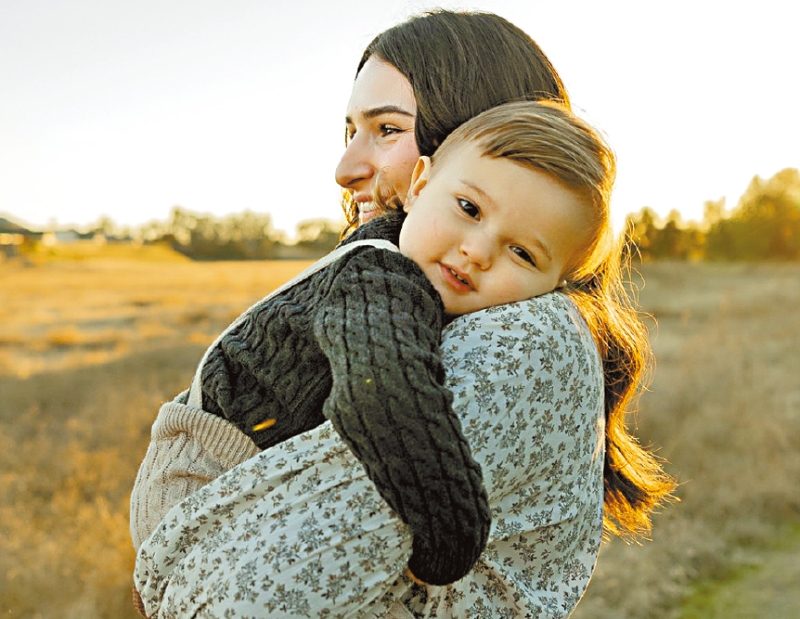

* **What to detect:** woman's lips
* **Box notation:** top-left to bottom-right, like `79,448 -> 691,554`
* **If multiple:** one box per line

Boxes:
358,201 -> 379,224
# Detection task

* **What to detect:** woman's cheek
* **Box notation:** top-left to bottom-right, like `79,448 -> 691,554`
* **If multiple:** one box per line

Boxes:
386,136 -> 421,202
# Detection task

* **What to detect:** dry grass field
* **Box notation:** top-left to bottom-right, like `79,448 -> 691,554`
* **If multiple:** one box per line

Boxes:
1,250 -> 798,618
573,261 -> 800,619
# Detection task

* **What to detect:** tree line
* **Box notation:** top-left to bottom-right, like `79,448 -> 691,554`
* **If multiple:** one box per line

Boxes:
625,168 -> 800,262
138,207 -> 343,260
36,166 -> 795,262
154,167 -> 799,262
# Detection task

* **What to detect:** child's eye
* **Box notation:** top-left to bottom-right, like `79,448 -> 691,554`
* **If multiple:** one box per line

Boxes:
458,198 -> 480,219
511,246 -> 536,266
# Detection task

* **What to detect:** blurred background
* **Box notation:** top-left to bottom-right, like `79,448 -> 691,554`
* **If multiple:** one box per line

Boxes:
2,0 -> 798,237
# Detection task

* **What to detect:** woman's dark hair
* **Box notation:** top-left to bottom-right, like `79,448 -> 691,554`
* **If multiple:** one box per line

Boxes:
347,10 -> 677,540
358,10 -> 570,158
345,10 -> 676,537
343,9 -> 570,232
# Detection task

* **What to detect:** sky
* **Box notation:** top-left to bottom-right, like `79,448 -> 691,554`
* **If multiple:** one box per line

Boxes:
1,0 -> 798,238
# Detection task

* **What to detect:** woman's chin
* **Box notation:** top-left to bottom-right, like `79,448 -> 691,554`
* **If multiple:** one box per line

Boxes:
359,209 -> 380,225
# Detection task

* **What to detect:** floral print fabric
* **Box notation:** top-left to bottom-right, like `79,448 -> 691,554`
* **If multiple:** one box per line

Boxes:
135,293 -> 605,618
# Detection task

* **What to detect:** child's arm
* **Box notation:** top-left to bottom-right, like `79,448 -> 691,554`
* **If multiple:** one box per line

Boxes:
314,248 -> 491,586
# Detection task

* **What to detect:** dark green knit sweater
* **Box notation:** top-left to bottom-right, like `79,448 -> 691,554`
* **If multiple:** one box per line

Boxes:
200,214 -> 490,585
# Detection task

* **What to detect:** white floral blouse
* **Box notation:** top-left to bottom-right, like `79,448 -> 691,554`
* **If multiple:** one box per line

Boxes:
135,293 -> 605,619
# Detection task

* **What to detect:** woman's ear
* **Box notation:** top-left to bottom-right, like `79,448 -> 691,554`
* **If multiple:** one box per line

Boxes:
404,156 -> 431,213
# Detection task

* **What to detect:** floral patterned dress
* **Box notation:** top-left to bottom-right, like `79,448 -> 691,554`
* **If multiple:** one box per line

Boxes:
135,293 -> 605,619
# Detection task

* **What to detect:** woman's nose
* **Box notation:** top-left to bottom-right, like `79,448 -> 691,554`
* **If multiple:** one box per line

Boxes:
335,136 -> 375,190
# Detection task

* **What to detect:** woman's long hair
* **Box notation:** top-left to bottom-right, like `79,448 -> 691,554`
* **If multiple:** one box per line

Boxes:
342,9 -> 569,236
440,99 -> 677,538
344,10 -> 676,539
567,242 -> 678,539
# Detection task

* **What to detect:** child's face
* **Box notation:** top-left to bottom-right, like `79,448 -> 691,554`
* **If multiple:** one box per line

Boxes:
399,143 -> 590,316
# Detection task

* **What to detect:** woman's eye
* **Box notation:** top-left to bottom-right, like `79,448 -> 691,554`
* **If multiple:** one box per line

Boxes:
458,198 -> 480,219
511,246 -> 536,266
380,124 -> 402,136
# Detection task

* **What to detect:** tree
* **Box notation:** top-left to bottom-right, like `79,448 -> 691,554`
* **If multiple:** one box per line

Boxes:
625,207 -> 703,261
706,168 -> 800,260
702,198 -> 727,229
161,207 -> 280,260
294,219 -> 342,254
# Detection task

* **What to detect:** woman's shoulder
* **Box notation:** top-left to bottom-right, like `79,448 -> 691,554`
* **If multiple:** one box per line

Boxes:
441,292 -> 603,436
443,292 -> 594,353
441,292 -> 605,530
442,292 -> 603,527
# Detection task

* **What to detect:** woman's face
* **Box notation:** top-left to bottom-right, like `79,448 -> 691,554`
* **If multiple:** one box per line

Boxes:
335,57 -> 420,224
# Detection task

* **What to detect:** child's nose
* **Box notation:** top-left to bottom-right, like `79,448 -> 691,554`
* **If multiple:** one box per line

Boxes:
460,234 -> 493,269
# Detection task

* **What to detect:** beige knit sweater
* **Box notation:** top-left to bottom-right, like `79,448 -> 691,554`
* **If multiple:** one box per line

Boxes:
130,390 -> 259,549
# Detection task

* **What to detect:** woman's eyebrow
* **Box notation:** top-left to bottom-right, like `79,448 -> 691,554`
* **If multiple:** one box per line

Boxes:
346,105 -> 415,124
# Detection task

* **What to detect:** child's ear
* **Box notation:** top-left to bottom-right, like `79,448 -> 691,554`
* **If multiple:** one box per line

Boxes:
404,156 -> 431,213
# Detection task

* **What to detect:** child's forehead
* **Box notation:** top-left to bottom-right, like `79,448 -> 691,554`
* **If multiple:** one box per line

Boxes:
432,143 -> 577,203
431,137 -> 485,171
432,140 -> 544,183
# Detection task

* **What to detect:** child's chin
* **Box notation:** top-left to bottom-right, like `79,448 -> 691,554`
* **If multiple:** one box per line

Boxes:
442,306 -> 468,319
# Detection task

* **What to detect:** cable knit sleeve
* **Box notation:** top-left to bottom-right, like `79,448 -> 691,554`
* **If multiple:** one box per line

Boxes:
313,248 -> 491,586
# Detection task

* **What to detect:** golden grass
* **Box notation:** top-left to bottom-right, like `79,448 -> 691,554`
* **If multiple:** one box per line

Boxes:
0,254 -> 313,377
22,240 -> 192,264
1,251 -> 311,618
572,262 -> 800,619
1,255 -> 798,617
0,346 -> 204,618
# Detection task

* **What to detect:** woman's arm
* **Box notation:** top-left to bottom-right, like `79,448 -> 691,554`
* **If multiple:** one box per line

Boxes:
134,422 -> 415,619
134,295 -> 604,618
135,295 -> 603,619
314,248 -> 491,586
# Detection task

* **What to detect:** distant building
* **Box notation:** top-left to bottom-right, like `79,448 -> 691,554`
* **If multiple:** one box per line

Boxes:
41,229 -> 81,246
0,216 -> 40,258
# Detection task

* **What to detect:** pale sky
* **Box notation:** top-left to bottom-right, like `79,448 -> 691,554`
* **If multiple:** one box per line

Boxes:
1,0 -> 798,237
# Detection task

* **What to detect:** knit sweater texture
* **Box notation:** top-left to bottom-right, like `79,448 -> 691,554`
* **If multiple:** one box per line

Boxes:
198,213 -> 490,585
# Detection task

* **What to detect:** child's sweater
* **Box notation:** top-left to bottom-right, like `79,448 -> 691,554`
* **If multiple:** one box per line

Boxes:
197,213 -> 490,586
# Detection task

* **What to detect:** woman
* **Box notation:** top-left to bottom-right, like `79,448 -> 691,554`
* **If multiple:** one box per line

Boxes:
132,10 -> 675,618
336,9 -> 566,229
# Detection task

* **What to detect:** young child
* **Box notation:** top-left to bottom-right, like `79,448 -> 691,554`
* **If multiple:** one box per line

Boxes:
131,100 -> 615,588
